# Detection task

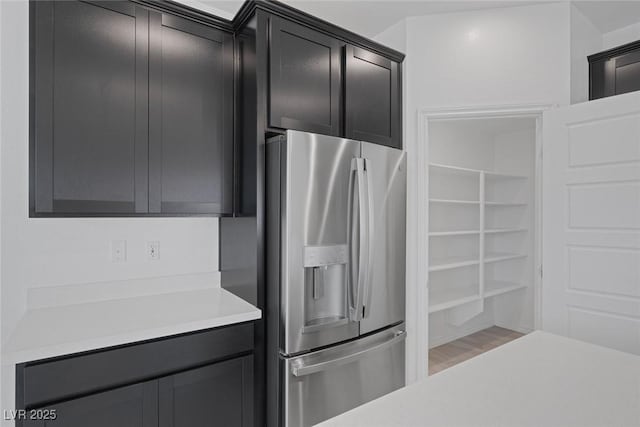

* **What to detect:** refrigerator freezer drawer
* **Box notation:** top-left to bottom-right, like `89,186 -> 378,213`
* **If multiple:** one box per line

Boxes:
282,325 -> 406,427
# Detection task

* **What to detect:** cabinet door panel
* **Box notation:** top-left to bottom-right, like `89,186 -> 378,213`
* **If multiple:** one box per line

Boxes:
149,13 -> 233,214
614,50 -> 640,95
24,381 -> 157,427
345,46 -> 401,148
589,44 -> 640,100
32,0 -> 148,214
269,17 -> 341,136
159,355 -> 254,427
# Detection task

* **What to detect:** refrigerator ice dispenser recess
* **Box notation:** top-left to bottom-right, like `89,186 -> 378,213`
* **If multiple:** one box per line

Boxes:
302,244 -> 349,333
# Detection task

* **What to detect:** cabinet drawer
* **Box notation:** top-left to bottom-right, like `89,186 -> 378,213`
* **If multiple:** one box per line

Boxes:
17,322 -> 253,409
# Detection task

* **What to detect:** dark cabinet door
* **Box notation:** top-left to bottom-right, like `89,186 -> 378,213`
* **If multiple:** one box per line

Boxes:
24,381 -> 157,427
31,1 -> 149,215
345,45 -> 401,148
159,355 -> 254,427
589,42 -> 640,100
148,13 -> 234,214
612,50 -> 640,95
269,17 -> 342,136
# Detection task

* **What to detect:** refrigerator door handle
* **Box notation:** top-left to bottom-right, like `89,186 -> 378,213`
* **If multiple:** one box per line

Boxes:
290,330 -> 406,377
348,158 -> 369,322
362,159 -> 375,319
347,160 -> 357,315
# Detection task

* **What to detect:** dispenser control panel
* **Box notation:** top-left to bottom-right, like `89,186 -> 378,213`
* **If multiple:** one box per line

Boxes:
303,244 -> 348,267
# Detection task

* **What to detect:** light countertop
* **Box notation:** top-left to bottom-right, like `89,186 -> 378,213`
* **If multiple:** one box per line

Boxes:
3,287 -> 261,364
317,331 -> 640,427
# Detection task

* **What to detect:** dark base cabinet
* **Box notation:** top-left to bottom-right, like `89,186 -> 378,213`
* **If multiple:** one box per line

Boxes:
589,40 -> 640,100
24,381 -> 158,427
16,323 -> 254,427
159,356 -> 253,427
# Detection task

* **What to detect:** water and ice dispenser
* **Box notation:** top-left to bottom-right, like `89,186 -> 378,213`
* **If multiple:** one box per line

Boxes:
302,244 -> 349,333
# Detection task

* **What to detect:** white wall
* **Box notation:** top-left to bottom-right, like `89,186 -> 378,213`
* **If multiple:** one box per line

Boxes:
376,1 -> 571,384
405,2 -> 570,111
603,22 -> 640,49
374,18 -> 427,384
1,3 -> 221,418
570,5 -> 603,104
0,0 -> 220,346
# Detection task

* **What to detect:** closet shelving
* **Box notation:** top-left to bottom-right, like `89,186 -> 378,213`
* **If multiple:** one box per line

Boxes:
428,161 -> 529,313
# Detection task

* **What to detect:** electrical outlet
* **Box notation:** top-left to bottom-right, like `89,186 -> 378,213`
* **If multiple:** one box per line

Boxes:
148,241 -> 160,261
111,240 -> 127,263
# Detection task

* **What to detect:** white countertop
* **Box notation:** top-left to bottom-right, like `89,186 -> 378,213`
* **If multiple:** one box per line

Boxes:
3,287 -> 261,364
317,331 -> 640,427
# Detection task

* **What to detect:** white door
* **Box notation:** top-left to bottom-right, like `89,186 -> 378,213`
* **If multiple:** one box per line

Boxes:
542,91 -> 640,354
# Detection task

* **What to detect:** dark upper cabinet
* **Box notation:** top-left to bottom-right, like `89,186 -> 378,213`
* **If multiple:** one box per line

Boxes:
589,41 -> 640,100
268,16 -> 342,136
149,13 -> 234,215
30,1 -> 234,216
24,381 -> 158,427
159,356 -> 254,427
267,16 -> 402,148
31,1 -> 149,215
345,45 -> 401,148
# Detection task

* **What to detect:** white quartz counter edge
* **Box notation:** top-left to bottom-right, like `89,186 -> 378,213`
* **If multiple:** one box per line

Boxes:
3,287 -> 261,364
316,331 -> 640,427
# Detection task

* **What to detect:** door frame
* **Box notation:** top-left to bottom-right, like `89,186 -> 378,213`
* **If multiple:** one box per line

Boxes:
408,103 -> 550,380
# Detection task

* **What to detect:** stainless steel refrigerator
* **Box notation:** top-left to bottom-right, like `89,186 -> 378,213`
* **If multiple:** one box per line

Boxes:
266,130 -> 406,427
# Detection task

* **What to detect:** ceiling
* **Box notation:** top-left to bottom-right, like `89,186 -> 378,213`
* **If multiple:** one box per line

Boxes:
573,1 -> 640,33
174,0 -> 640,38
173,0 -> 548,36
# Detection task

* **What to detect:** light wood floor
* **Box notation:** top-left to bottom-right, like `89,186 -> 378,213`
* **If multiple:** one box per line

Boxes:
429,326 -> 525,375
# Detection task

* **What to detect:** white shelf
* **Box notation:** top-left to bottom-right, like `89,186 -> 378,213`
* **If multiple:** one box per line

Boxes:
428,281 -> 526,313
430,163 -> 528,179
429,230 -> 480,237
484,252 -> 528,264
429,285 -> 480,313
430,198 -> 480,205
484,170 -> 528,180
430,163 -> 480,176
484,281 -> 527,298
485,201 -> 527,207
429,255 -> 480,272
485,228 -> 528,234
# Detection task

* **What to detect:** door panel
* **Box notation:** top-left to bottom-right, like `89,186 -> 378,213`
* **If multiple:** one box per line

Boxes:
345,46 -> 401,148
542,91 -> 640,355
25,381 -> 157,427
32,0 -> 148,214
269,17 -> 341,136
275,131 -> 360,355
283,325 -> 405,427
149,12 -> 233,214
159,356 -> 253,427
360,143 -> 406,334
